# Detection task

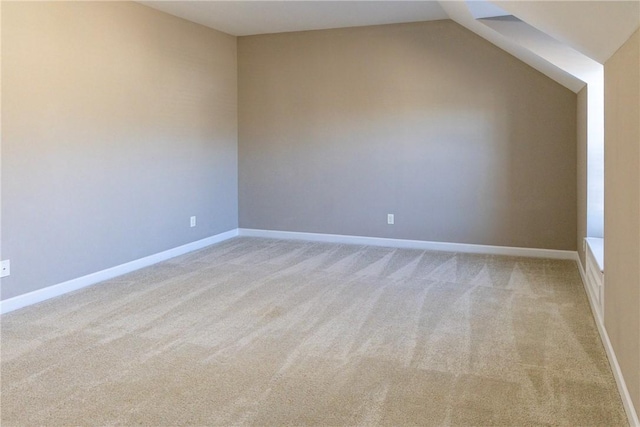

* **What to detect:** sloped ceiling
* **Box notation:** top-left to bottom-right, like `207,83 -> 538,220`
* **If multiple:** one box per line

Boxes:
439,1 -> 586,92
496,1 -> 640,64
138,1 -> 640,92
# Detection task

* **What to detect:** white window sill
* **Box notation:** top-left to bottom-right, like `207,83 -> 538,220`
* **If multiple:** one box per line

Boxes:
585,237 -> 604,272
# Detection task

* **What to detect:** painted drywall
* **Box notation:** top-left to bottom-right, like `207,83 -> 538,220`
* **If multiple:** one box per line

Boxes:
1,2 -> 238,300
604,28 -> 640,416
577,86 -> 588,267
238,21 -> 577,249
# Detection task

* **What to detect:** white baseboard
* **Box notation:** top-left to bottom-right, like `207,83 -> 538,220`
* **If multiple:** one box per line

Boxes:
576,257 -> 640,427
1,228 -> 574,315
241,227 -> 639,424
0,229 -> 238,315
238,228 -> 577,260
4,226 -> 635,423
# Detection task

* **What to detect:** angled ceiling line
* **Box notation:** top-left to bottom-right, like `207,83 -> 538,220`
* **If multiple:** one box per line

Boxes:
138,1 -> 640,94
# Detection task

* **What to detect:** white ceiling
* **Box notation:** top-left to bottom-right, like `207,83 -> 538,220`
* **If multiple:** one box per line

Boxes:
138,0 -> 640,92
497,1 -> 640,65
138,1 -> 449,36
480,16 -> 602,84
439,0 -> 586,92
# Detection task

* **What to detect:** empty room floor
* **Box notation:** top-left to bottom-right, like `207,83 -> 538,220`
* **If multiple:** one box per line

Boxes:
0,237 -> 627,425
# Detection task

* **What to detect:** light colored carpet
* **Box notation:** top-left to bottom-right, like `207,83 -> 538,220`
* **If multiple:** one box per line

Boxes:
0,237 -> 627,426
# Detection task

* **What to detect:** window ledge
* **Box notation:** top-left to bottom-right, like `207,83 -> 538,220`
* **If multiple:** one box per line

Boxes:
585,237 -> 604,272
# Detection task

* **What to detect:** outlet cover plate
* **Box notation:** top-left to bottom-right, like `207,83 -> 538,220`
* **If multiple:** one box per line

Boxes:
1,260 -> 10,278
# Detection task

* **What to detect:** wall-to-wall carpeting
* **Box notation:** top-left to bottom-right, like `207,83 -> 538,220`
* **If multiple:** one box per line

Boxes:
1,238 -> 625,425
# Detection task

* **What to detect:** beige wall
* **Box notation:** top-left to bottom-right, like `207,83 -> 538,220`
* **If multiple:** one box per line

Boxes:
577,86 -> 588,267
1,2 -> 238,299
238,21 -> 577,249
604,28 -> 640,416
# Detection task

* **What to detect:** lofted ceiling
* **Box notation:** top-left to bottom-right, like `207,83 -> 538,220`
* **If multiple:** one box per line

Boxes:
139,1 -> 640,92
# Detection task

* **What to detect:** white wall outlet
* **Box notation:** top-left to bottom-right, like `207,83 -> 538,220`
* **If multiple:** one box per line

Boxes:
387,214 -> 395,225
1,260 -> 10,278
190,216 -> 196,227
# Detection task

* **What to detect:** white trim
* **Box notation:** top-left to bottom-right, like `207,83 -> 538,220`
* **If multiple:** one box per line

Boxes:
576,254 -> 600,318
576,257 -> 640,427
0,229 -> 238,315
583,238 -> 605,322
585,237 -> 604,271
4,227 -> 635,424
237,228 -> 577,260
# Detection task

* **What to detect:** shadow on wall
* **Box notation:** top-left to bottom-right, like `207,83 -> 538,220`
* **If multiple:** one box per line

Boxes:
238,21 -> 577,250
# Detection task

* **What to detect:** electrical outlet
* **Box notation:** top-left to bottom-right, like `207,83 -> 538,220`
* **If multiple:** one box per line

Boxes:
190,216 -> 196,227
1,260 -> 10,278
387,214 -> 394,225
